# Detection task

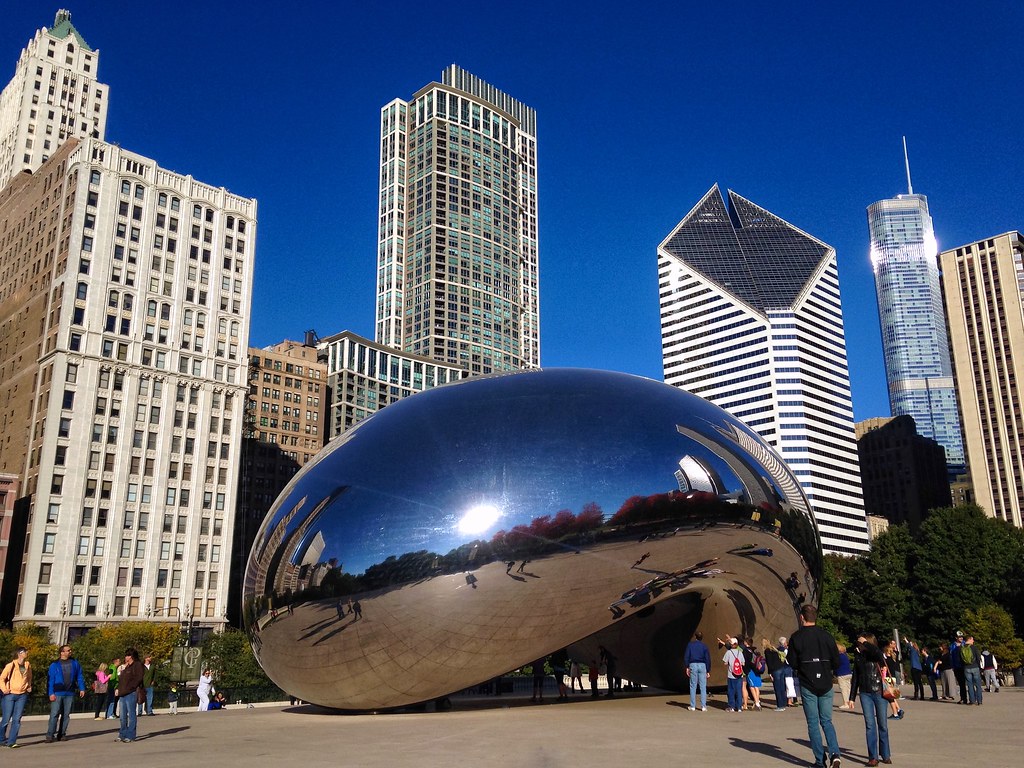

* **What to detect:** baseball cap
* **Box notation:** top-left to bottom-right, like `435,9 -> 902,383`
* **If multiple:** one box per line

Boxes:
956,630 -> 965,638
730,637 -> 739,645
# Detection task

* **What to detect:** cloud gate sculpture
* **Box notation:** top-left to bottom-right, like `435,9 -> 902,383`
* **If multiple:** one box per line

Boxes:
243,368 -> 821,710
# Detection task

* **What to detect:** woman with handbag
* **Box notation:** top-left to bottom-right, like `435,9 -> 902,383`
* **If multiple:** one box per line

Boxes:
849,634 -> 893,767
883,641 -> 904,719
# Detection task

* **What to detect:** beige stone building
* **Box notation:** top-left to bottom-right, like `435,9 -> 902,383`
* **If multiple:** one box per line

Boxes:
0,10 -> 109,187
231,339 -> 326,622
0,137 -> 256,637
940,232 -> 1024,527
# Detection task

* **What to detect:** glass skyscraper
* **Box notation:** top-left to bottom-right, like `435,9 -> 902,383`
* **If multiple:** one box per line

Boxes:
867,179 -> 965,477
376,66 -> 539,375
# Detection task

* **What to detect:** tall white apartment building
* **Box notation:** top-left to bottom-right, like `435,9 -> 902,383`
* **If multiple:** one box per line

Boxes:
0,10 -> 108,188
376,65 -> 539,374
659,185 -> 869,554
0,137 -> 256,638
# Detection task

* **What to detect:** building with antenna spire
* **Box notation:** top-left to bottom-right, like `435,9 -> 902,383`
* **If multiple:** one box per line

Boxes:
866,140 -> 965,480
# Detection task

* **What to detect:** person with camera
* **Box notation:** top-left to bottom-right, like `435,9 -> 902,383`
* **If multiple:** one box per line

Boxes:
848,633 -> 893,767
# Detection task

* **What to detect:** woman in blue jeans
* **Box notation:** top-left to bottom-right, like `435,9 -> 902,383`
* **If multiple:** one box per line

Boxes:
0,647 -> 33,748
849,633 -> 892,767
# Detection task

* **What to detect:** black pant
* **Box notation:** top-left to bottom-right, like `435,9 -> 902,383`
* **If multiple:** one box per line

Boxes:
927,673 -> 938,699
954,667 -> 967,702
910,668 -> 924,699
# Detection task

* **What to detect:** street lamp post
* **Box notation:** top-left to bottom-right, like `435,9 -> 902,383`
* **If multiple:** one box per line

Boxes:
57,601 -> 67,646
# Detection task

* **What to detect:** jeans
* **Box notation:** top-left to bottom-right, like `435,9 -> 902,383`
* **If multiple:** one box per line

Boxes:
688,662 -> 707,709
859,691 -> 891,761
964,667 -> 983,704
47,694 -> 75,739
138,686 -> 155,715
984,668 -> 999,691
106,691 -> 118,718
1,692 -> 28,745
119,690 -> 138,740
772,669 -> 789,708
801,689 -> 840,766
727,676 -> 743,711
910,667 -> 924,699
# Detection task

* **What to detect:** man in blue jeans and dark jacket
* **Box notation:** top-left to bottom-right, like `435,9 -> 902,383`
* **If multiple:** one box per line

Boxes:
46,645 -> 86,742
683,630 -> 712,711
788,604 -> 842,768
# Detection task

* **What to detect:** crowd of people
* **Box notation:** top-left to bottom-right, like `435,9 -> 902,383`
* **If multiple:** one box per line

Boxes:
0,644 -> 224,748
678,605 -> 1004,768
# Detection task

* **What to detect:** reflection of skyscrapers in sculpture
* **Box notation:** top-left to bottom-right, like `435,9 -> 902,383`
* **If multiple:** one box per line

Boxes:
675,455 -> 723,494
677,424 -> 791,512
659,186 -> 868,554
940,232 -> 1024,528
272,491 -> 339,595
244,495 -> 308,601
867,145 -> 964,478
376,65 -> 539,375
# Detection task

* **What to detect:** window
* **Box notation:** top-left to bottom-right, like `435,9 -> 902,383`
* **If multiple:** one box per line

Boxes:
39,562 -> 52,584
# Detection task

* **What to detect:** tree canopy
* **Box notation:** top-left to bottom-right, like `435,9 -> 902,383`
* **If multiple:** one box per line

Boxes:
819,505 -> 1024,659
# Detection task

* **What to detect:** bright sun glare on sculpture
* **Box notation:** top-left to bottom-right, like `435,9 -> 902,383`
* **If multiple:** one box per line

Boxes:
458,504 -> 501,535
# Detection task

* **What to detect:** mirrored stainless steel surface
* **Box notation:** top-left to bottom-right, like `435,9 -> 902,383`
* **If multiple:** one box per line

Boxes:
243,368 -> 821,710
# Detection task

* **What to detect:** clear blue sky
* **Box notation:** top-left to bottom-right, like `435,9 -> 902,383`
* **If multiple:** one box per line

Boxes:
5,1 -> 1023,421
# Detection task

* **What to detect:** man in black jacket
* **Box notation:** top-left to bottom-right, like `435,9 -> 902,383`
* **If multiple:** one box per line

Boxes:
788,604 -> 842,768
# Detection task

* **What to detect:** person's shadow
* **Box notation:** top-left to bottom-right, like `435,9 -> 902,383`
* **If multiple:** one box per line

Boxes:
728,736 -> 806,766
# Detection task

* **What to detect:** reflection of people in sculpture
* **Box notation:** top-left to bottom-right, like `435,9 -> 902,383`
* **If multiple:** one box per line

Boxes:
569,659 -> 584,692
786,572 -> 800,591
599,646 -> 618,697
589,660 -> 600,698
351,599 -> 362,620
516,560 -> 529,573
505,560 -> 515,574
530,658 -> 546,702
631,552 -> 651,569
465,572 -> 478,588
335,600 -> 346,620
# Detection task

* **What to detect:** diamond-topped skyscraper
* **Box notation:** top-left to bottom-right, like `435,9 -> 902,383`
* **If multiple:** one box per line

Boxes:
867,141 -> 965,479
376,65 -> 539,374
659,185 -> 869,554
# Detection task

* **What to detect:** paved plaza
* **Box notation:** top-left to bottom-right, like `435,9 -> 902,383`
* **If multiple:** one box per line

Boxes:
7,686 -> 1022,767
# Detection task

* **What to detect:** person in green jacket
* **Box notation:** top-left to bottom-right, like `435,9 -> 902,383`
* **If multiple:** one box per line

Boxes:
105,658 -> 121,718
137,656 -> 156,716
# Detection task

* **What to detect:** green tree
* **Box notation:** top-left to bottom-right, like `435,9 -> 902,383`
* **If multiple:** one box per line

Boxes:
835,526 -> 913,641
200,628 -> 276,689
960,604 -> 1024,669
912,505 -> 1024,644
0,622 -> 57,671
72,622 -> 180,689
817,554 -> 848,644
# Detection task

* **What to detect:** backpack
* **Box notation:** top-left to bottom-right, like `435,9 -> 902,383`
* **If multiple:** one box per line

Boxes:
960,644 -> 975,665
731,652 -> 743,677
753,652 -> 766,674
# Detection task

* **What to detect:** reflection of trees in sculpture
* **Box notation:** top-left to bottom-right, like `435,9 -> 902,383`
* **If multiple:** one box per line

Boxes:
252,490 -> 789,613
491,501 -> 604,555
608,490 -> 779,528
